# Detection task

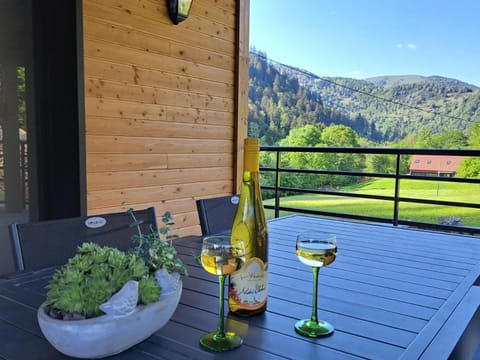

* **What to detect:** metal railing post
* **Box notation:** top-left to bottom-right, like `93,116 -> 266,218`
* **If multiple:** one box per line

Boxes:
393,153 -> 401,226
274,150 -> 281,218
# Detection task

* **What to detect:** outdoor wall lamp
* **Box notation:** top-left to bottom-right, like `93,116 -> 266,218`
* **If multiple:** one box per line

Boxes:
167,0 -> 193,25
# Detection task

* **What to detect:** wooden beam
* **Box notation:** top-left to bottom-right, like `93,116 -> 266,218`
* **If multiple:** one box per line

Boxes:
233,0 -> 250,193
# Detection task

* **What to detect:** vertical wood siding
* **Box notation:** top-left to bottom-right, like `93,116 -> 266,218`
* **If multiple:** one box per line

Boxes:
83,0 -> 248,236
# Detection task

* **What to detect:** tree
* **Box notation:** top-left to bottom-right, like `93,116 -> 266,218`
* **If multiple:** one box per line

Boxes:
468,122 -> 480,148
316,125 -> 366,184
280,124 -> 323,147
415,127 -> 434,148
371,154 -> 396,174
456,122 -> 480,178
279,124 -> 323,169
277,124 -> 366,188
321,125 -> 359,147
430,130 -> 467,149
456,158 -> 480,178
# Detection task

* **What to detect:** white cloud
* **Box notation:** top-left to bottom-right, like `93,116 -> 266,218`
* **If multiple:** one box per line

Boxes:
396,43 -> 417,50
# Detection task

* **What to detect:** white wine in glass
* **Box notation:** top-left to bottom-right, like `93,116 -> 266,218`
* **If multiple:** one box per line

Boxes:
199,235 -> 246,352
295,231 -> 337,337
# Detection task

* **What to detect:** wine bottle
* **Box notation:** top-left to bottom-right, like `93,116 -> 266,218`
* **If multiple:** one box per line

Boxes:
228,138 -> 268,316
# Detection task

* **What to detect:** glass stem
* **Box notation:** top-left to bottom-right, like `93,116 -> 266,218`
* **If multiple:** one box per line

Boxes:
215,274 -> 226,338
311,267 -> 320,324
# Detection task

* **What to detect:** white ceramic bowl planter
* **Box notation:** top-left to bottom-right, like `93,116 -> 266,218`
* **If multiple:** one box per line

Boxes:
38,272 -> 182,359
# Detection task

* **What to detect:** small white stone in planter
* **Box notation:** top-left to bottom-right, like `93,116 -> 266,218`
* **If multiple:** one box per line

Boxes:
99,280 -> 138,317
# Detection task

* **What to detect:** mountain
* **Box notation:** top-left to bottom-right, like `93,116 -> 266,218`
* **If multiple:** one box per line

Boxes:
249,51 -> 480,143
365,75 -> 479,90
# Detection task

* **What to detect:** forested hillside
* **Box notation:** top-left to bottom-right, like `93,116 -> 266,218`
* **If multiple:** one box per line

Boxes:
249,51 -> 480,143
248,51 -> 380,144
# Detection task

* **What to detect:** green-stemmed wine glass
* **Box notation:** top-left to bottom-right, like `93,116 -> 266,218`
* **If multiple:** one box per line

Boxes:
199,235 -> 246,352
295,231 -> 337,337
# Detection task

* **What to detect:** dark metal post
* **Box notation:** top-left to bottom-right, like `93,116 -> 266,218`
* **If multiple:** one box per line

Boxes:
274,150 -> 281,218
393,154 -> 401,226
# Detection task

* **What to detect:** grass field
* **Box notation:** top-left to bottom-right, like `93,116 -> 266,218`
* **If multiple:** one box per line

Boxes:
263,178 -> 480,226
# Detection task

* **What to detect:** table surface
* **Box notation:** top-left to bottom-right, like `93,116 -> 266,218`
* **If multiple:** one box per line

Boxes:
1,215 -> 480,360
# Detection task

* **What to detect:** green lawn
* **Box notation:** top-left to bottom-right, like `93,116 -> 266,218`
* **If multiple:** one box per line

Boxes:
264,178 -> 480,226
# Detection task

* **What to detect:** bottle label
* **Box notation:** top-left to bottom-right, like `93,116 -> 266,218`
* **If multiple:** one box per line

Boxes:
229,257 -> 267,311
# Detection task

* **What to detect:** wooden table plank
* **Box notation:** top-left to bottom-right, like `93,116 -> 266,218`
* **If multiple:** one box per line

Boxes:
0,320 -> 71,360
0,296 -> 43,337
266,251 -> 454,299
179,285 -> 415,349
420,286 -> 480,360
400,264 -> 480,359
171,304 -> 372,359
150,321 -> 290,360
268,266 -> 445,308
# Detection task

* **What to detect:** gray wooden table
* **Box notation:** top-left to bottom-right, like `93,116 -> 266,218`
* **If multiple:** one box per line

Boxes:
1,215 -> 480,359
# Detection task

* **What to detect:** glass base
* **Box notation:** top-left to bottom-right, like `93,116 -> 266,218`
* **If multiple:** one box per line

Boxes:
294,319 -> 334,338
199,331 -> 243,352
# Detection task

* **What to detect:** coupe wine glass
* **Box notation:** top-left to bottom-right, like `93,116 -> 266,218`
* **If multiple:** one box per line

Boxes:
295,231 -> 337,337
199,235 -> 246,352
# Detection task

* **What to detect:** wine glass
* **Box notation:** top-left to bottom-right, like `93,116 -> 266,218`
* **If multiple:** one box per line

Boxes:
295,231 -> 337,337
199,235 -> 246,352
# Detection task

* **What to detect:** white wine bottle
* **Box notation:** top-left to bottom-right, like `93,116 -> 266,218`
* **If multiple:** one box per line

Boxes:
228,138 -> 268,316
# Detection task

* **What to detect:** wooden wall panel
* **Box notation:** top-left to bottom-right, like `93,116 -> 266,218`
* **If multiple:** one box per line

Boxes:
86,115 -> 234,139
86,136 -> 233,154
83,0 -> 249,235
85,59 -> 234,97
88,167 -> 233,191
87,180 -> 232,209
83,41 -> 234,83
85,79 -> 234,112
87,154 -> 168,172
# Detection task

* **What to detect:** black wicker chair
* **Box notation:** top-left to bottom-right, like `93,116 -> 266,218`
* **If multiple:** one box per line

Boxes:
196,195 -> 239,236
9,207 -> 157,271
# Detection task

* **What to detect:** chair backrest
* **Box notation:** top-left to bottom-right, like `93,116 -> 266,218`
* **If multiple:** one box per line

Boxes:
196,195 -> 239,236
9,207 -> 158,271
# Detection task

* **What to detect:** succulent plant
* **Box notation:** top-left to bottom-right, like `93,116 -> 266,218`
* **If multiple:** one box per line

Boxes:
46,243 -> 161,319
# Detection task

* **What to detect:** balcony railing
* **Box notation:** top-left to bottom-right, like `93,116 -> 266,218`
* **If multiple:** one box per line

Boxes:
260,146 -> 480,235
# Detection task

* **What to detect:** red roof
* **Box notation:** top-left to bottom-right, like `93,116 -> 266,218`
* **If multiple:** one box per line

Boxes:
409,155 -> 465,174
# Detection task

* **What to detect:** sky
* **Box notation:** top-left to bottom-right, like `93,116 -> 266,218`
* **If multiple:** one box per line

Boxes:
249,0 -> 480,87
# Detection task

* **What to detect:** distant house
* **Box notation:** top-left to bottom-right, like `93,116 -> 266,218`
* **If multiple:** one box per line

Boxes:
409,155 -> 465,177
